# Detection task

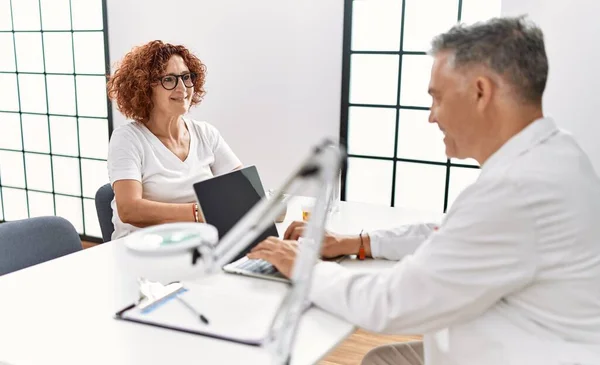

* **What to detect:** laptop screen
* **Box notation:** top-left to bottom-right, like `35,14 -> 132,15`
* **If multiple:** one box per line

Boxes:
192,166 -> 279,263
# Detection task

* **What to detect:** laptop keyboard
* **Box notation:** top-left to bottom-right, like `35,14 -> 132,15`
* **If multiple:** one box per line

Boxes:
237,259 -> 281,276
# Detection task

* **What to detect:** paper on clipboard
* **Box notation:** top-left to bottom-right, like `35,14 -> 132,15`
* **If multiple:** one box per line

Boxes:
117,281 -> 287,345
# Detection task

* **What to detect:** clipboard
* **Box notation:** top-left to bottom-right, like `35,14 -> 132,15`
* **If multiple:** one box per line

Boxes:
114,281 -> 286,346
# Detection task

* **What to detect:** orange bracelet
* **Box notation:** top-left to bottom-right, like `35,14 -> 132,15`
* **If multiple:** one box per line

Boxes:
358,229 -> 365,260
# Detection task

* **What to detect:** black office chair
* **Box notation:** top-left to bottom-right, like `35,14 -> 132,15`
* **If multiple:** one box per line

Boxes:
95,183 -> 115,242
0,216 -> 82,276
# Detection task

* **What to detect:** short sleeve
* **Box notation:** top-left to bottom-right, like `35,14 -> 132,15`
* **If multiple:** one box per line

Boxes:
107,125 -> 143,185
203,122 -> 242,175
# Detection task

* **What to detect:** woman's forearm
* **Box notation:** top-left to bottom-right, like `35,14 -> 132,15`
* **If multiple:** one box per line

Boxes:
118,198 -> 201,227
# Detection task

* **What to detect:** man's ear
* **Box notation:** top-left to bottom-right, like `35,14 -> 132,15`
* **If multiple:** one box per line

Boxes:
475,76 -> 494,111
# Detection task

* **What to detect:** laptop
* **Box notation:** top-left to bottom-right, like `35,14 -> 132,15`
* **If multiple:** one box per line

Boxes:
192,166 -> 288,283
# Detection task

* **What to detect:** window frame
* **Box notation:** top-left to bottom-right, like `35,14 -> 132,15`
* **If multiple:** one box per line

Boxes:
0,0 -> 113,242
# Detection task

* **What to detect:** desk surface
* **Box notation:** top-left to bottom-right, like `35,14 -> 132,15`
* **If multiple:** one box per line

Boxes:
0,199 -> 441,365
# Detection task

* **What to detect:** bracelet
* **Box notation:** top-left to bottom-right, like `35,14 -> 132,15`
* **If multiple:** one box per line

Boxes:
358,229 -> 366,260
193,203 -> 199,222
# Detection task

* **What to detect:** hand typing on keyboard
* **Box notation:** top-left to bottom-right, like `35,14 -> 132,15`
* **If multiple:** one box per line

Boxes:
247,237 -> 299,278
238,258 -> 279,275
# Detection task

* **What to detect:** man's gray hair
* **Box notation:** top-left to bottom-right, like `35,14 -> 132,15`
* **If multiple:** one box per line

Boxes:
430,16 -> 548,103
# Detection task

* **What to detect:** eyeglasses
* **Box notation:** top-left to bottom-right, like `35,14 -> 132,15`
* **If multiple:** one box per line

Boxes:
157,72 -> 197,90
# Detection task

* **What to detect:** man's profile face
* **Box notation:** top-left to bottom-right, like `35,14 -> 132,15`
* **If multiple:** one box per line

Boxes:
428,52 -> 480,160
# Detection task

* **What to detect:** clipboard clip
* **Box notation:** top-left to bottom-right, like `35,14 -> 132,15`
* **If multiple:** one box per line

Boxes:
137,277 -> 184,311
136,278 -> 210,324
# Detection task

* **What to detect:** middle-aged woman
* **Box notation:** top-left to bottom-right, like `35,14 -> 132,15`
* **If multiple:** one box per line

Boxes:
106,40 -> 241,240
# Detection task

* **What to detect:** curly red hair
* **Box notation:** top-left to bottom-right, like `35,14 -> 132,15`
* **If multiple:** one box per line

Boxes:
107,40 -> 207,123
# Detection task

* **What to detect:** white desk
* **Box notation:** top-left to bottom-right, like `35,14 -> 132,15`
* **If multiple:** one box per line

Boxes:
0,199 -> 441,365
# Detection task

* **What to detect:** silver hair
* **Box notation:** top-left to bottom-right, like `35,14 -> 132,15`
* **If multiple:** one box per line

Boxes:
430,15 -> 548,103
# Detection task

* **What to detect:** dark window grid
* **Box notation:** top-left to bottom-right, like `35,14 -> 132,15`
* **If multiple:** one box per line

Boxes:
347,154 -> 479,170
0,0 -> 112,243
350,103 -> 430,111
0,148 -> 106,162
68,0 -> 88,238
2,185 -> 99,200
7,0 -> 31,219
0,110 -> 108,119
0,170 -> 4,220
0,30 -> 103,33
351,50 -> 427,56
340,0 -> 474,212
37,0 -> 57,217
0,71 -> 107,77
1,185 -> 103,243
346,103 -> 479,177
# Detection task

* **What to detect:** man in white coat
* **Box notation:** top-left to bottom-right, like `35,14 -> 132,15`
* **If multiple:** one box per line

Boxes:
249,16 -> 600,365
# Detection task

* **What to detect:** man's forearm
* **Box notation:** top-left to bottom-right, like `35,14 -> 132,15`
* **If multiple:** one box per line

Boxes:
363,223 -> 438,260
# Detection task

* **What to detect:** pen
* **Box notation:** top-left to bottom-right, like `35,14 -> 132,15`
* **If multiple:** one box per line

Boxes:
176,295 -> 210,325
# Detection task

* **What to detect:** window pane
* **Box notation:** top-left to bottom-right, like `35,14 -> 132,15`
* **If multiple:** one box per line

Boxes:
347,106 -> 396,157
351,0 -> 402,51
25,153 -> 53,192
76,75 -> 108,117
346,157 -> 393,206
0,74 -> 19,111
28,191 -> 54,217
0,33 -> 15,71
84,198 -> 101,237
56,195 -> 83,233
18,74 -> 47,113
399,55 -> 433,107
395,161 -> 446,212
79,118 -> 108,159
40,0 -> 71,30
349,54 -> 399,105
11,0 -> 41,31
461,0 -> 501,25
43,32 -> 74,73
396,108 -> 446,162
22,113 -> 50,153
14,32 -> 44,72
81,159 -> 107,198
2,187 -> 28,220
0,151 -> 25,188
50,116 -> 79,156
0,0 -> 12,31
52,156 -> 81,196
73,31 -> 105,74
0,112 -> 22,150
71,0 -> 103,30
403,0 -> 459,52
47,75 -> 76,115
447,166 -> 480,209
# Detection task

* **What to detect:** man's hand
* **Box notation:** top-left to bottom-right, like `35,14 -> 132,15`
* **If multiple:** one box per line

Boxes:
247,237 -> 299,278
284,221 -> 369,259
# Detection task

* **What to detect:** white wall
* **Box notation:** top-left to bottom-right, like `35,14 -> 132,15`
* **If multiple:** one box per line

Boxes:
502,0 -> 600,174
106,0 -> 344,190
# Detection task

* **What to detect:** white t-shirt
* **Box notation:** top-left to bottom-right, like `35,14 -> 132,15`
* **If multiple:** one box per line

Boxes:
107,118 -> 241,240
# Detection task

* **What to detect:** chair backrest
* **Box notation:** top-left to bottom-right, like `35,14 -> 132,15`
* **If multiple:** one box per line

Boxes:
95,183 -> 115,242
0,216 -> 82,276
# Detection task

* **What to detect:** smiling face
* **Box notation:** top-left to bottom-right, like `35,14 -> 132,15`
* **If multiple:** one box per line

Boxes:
151,55 -> 194,119
427,51 -> 483,160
